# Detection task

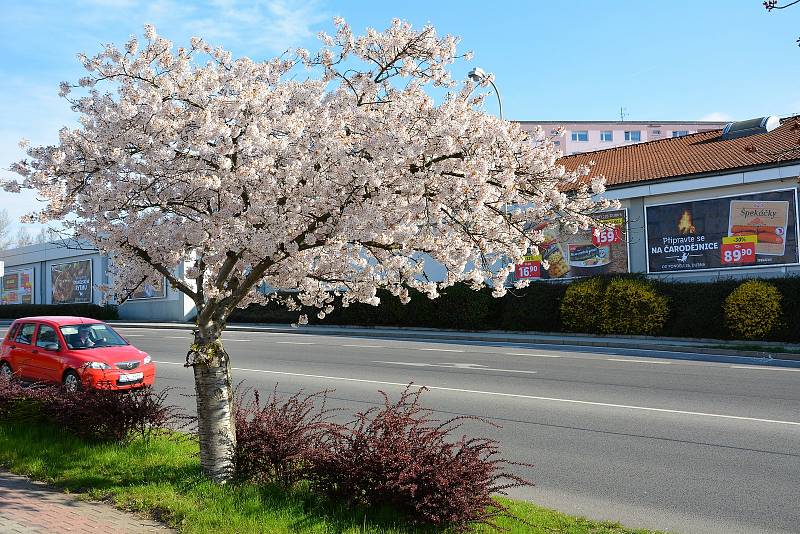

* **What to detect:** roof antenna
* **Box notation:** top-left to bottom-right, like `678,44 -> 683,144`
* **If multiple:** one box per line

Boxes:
620,106 -> 628,122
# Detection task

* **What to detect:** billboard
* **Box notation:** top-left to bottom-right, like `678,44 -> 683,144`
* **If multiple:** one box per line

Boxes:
128,277 -> 167,300
518,209 -> 630,280
645,189 -> 799,273
0,269 -> 34,305
50,260 -> 92,304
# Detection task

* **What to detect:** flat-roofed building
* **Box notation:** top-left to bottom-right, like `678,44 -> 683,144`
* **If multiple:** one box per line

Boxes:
517,120 -> 727,155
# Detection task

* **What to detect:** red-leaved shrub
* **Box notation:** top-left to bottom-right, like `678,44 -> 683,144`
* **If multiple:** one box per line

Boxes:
233,386 -> 340,487
0,375 -> 42,421
308,386 -> 533,532
40,385 -> 178,442
0,375 -> 177,442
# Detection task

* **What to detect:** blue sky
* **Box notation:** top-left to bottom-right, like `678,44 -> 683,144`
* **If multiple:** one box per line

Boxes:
2,0 -> 799,234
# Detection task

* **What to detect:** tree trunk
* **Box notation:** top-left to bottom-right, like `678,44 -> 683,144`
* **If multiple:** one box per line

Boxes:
190,328 -> 236,484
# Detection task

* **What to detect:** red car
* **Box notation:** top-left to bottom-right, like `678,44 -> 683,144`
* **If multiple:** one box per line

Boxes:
0,316 -> 155,392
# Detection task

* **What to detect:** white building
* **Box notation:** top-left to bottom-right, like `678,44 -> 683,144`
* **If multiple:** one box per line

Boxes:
516,119 -> 727,155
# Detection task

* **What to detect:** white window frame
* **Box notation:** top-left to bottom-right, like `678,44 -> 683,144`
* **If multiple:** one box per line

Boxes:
571,130 -> 589,142
624,130 -> 641,142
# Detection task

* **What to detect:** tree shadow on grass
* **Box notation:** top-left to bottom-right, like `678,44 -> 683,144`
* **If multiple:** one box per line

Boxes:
250,483 -> 441,534
0,421 -> 204,493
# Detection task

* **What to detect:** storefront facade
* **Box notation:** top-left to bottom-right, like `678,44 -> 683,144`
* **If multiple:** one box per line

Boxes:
516,116 -> 800,283
0,241 -> 195,321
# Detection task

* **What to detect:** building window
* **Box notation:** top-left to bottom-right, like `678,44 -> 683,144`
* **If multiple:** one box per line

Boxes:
600,130 -> 613,142
571,130 -> 589,142
651,130 -> 661,135
672,130 -> 689,137
553,140 -> 560,146
624,130 -> 641,142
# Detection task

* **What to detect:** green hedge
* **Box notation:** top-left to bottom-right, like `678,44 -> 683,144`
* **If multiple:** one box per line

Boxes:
229,277 -> 800,342
0,304 -> 118,321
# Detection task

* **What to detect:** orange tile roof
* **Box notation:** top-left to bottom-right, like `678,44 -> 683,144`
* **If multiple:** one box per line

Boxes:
558,116 -> 800,189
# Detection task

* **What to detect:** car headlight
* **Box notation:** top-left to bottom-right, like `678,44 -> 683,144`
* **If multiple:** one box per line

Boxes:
143,354 -> 152,365
84,361 -> 111,369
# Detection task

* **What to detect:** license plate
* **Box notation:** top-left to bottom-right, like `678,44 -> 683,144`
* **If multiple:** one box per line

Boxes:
119,372 -> 144,383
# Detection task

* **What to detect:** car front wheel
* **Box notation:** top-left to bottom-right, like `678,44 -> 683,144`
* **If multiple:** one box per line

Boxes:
63,370 -> 81,393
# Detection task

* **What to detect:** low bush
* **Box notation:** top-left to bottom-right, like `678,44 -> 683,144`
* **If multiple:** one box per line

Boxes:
499,282 -> 568,332
0,377 -> 176,442
0,303 -> 118,320
559,277 -> 605,333
41,386 -> 177,442
724,280 -> 782,340
653,280 -> 737,340
309,386 -> 532,532
0,376 -> 43,421
230,278 -> 800,342
234,386 -> 339,487
430,284 -> 495,330
599,278 -> 669,336
772,277 -> 800,342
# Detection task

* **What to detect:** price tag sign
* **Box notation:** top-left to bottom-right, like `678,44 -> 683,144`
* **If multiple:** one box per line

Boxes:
515,255 -> 542,279
721,235 -> 757,265
592,225 -> 622,246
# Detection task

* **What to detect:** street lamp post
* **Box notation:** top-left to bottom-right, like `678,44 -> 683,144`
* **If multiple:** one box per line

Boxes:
467,67 -> 503,120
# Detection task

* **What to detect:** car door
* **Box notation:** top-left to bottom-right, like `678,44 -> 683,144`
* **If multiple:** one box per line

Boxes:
9,323 -> 38,380
33,323 -> 63,383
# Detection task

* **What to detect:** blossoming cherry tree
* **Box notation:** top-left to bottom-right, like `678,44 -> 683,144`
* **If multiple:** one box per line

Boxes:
5,19 -> 608,482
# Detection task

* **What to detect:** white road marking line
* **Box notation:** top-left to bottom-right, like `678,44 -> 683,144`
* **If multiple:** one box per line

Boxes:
374,361 -> 537,374
730,365 -> 800,372
165,336 -> 190,339
606,358 -> 672,364
117,328 -> 282,336
275,341 -> 315,345
506,352 -> 561,358
122,334 -> 144,337
153,360 -> 800,427
419,348 -> 464,353
342,344 -> 385,348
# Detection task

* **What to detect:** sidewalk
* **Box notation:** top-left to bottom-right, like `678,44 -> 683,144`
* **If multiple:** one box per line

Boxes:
105,321 -> 800,363
0,471 -> 172,534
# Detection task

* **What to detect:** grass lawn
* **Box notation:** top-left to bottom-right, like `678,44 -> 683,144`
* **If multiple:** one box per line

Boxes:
0,421 -> 664,534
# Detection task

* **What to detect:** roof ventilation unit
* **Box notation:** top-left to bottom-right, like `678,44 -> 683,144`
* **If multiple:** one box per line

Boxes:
720,116 -> 780,140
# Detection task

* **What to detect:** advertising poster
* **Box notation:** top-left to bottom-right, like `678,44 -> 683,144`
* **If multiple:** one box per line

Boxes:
646,189 -> 799,273
1,269 -> 34,305
19,271 -> 33,304
50,260 -> 92,304
515,255 -> 542,280
517,209 -> 630,280
129,277 -> 166,300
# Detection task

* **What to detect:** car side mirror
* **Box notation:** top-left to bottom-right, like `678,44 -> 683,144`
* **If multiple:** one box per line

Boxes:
43,342 -> 60,351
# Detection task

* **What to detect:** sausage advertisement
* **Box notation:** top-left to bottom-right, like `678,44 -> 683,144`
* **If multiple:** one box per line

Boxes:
646,189 -> 799,273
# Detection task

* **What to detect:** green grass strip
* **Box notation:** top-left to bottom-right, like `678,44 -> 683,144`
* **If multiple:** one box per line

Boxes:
0,421 -> 664,533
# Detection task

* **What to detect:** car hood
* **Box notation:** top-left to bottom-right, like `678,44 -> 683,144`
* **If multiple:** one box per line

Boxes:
70,345 -> 147,365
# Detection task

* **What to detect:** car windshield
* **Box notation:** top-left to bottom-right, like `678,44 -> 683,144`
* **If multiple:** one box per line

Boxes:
60,324 -> 129,350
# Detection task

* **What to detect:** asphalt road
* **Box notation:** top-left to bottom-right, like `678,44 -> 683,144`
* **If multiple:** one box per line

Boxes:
4,325 -> 800,534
